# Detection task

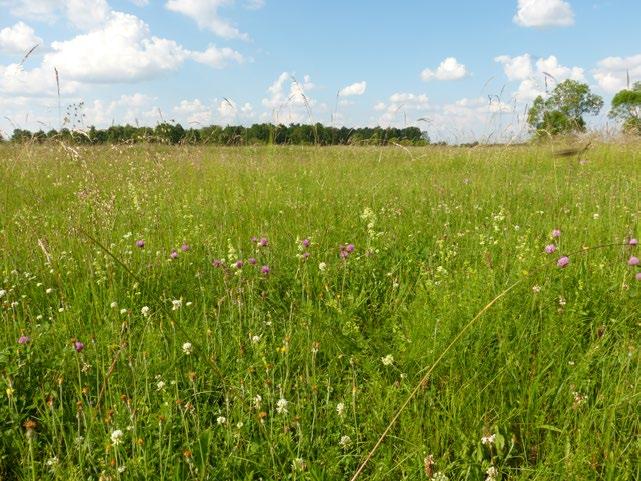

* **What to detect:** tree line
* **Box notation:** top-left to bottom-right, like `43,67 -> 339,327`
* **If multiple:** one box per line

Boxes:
1,122 -> 430,146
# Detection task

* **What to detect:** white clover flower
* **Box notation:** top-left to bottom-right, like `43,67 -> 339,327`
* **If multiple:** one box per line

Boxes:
0,289 -> 6,298
182,342 -> 193,355
532,285 -> 541,293
156,380 -> 166,391
45,288 -> 54,294
141,306 -> 150,316
251,335 -> 261,344
433,472 -> 449,481
236,421 -> 244,429
253,394 -> 262,409
318,262 -> 327,272
336,402 -> 345,417
216,416 -> 226,425
119,308 -> 127,315
276,398 -> 288,415
339,435 -> 351,448
172,299 -> 182,310
110,429 -> 124,446
481,433 -> 496,445
485,466 -> 498,481
46,456 -> 59,467
110,301 -> 117,308
381,354 -> 394,366
117,466 -> 126,474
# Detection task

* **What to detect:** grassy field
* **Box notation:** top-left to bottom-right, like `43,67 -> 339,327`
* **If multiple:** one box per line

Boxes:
2,142 -> 641,480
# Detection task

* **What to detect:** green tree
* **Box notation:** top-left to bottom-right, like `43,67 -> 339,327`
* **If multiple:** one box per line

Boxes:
527,79 -> 604,137
609,82 -> 641,135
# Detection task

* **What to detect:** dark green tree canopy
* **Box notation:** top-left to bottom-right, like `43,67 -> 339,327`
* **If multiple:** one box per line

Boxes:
609,82 -> 641,135
527,79 -> 604,137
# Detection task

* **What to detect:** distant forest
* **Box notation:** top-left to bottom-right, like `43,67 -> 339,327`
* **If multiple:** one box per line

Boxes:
3,123 -> 432,146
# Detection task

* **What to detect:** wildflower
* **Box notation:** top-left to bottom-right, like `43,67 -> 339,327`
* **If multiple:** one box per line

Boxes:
172,299 -> 182,310
248,257 -> 257,265
336,402 -> 345,417
276,398 -> 288,415
182,342 -> 193,355
318,262 -> 327,271
628,256 -> 640,266
18,335 -> 30,344
135,240 -> 145,248
110,429 -> 124,446
261,265 -> 270,275
432,472 -> 449,481
544,244 -> 556,254
339,435 -> 352,448
258,237 -> 269,247
253,394 -> 262,409
46,457 -> 59,467
557,256 -> 569,268
212,259 -> 224,268
0,289 -> 5,298
216,416 -> 226,425
181,244 -> 190,252
301,238 -> 311,248
46,288 -> 54,294
629,238 -> 638,246
170,250 -> 179,259
120,308 -> 127,315
346,243 -> 355,253
234,260 -> 244,269
551,229 -> 561,238
117,466 -> 126,474
74,341 -> 85,353
485,466 -> 498,481
110,301 -> 118,309
381,354 -> 394,366
156,380 -> 165,391
251,335 -> 261,344
532,285 -> 541,293
23,419 -> 37,439
141,306 -> 150,316
636,272 -> 641,281
481,433 -> 496,445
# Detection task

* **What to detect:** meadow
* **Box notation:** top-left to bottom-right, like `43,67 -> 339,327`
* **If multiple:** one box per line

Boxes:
1,142 -> 641,480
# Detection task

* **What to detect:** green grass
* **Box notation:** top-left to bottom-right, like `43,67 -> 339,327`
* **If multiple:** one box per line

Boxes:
1,142 -> 641,480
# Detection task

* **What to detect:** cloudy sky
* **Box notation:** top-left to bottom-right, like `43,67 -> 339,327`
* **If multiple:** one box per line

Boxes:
0,0 -> 639,142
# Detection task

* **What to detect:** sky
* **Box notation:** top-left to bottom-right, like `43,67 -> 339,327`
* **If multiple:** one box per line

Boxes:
0,0 -> 640,142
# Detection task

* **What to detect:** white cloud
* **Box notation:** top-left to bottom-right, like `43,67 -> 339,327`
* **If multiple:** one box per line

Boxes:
244,0 -> 264,9
421,57 -> 468,81
189,45 -> 244,68
0,63 -> 79,96
495,53 -> 584,101
216,98 -> 254,123
166,0 -> 250,41
262,72 -> 315,122
375,92 -> 430,126
0,0 -> 111,30
84,93 -> 156,126
339,81 -> 366,97
513,0 -> 574,28
174,98 -> 213,125
40,12 -> 243,84
0,21 -> 43,55
593,54 -> 641,93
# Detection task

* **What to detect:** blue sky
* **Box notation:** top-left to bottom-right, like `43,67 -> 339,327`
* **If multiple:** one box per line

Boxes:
0,0 -> 639,142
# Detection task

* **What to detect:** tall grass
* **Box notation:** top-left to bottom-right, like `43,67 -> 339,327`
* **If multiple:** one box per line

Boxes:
1,142 -> 641,480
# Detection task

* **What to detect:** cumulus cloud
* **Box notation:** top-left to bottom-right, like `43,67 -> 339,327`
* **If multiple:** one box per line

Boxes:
40,12 -> 243,84
217,98 -> 253,123
593,54 -> 641,93
0,63 -> 79,96
173,98 -> 213,125
495,53 -> 584,101
513,0 -> 574,28
0,21 -> 43,55
166,0 -> 250,41
421,57 -> 468,81
339,81 -> 366,97
261,72 -> 315,122
375,92 -> 430,126
0,0 -> 111,30
84,93 -> 156,126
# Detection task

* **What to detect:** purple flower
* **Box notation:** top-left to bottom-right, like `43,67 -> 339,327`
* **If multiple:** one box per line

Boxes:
346,243 -> 355,253
551,229 -> 561,238
636,272 -> 641,281
302,252 -> 310,260
17,335 -> 30,345
211,259 -> 223,268
258,237 -> 269,247
235,260 -> 244,269
557,256 -> 569,268
260,265 -> 270,275
250,236 -> 258,243
544,244 -> 556,254
301,238 -> 310,248
170,250 -> 179,259
248,257 -> 257,265
181,244 -> 190,252
628,256 -> 640,266
339,250 -> 349,259
629,238 -> 638,246
135,239 -> 145,248
74,341 -> 85,352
